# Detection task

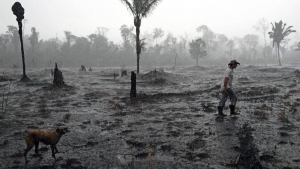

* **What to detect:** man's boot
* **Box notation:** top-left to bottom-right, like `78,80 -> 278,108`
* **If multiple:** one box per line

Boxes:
218,106 -> 227,116
229,105 -> 240,115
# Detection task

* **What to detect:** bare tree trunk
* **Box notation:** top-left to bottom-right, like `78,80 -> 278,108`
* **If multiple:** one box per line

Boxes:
277,43 -> 281,66
174,55 -> 177,68
135,17 -> 141,74
18,21 -> 29,82
130,71 -> 136,98
263,34 -> 267,57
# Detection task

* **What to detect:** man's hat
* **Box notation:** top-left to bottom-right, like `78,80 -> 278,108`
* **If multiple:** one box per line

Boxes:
228,59 -> 240,66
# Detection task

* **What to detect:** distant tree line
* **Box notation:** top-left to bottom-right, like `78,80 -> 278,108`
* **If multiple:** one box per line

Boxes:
0,20 -> 299,69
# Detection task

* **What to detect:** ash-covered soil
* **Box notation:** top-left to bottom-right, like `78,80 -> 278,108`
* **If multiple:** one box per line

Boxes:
1,65 -> 300,169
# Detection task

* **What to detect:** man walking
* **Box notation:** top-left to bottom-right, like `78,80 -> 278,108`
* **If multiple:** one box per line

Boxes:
217,60 -> 240,116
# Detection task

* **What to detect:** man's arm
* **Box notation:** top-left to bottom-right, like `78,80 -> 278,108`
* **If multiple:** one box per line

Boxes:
222,77 -> 229,94
223,77 -> 229,88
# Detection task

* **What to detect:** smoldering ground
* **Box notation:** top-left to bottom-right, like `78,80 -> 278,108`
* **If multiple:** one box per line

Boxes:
1,65 -> 300,169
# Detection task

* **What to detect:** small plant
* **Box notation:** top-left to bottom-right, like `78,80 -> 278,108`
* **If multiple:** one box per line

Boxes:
291,102 -> 299,114
277,109 -> 287,121
38,100 -> 47,113
93,119 -> 101,125
147,148 -> 154,169
37,99 -> 51,118
283,92 -> 291,99
63,112 -> 71,120
254,104 -> 271,119
254,109 -> 266,119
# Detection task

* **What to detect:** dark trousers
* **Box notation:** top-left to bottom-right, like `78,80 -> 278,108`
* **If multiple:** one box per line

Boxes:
218,88 -> 237,107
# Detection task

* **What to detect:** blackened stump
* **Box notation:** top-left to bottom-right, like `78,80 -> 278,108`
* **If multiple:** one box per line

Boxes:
80,65 -> 86,71
130,71 -> 136,98
53,62 -> 65,87
121,70 -> 127,77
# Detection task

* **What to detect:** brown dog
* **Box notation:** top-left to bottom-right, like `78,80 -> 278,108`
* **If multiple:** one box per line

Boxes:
24,126 -> 69,163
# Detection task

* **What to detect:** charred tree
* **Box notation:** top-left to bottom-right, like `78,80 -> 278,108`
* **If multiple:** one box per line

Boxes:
12,2 -> 30,82
80,65 -> 87,71
130,71 -> 136,98
53,62 -> 65,87
121,70 -> 127,77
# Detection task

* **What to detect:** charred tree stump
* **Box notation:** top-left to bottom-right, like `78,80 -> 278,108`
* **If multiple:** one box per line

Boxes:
121,70 -> 127,77
130,71 -> 136,98
80,65 -> 86,71
53,62 -> 65,87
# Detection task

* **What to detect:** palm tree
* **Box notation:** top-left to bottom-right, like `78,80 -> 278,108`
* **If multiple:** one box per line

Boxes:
120,0 -> 162,74
131,34 -> 147,52
268,20 -> 296,66
153,28 -> 164,45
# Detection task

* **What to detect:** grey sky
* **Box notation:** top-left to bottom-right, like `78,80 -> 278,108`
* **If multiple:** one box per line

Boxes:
1,0 -> 300,45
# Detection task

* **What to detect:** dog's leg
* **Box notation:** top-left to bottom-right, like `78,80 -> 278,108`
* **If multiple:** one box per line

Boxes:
54,146 -> 58,154
24,137 -> 34,163
34,140 -> 39,155
51,145 -> 56,160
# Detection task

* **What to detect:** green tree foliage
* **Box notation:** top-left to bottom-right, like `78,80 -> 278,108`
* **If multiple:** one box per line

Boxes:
226,39 -> 235,57
163,33 -> 177,52
254,18 -> 269,56
7,25 -> 20,54
214,34 -> 228,54
120,25 -> 134,43
87,28 -> 111,66
120,0 -> 162,74
153,28 -> 164,45
29,27 -> 39,52
295,42 -> 300,51
243,34 -> 259,59
0,36 -> 5,66
196,25 -> 215,55
28,27 -> 39,67
120,25 -> 134,56
178,33 -> 188,56
189,38 -> 207,66
268,20 -> 296,65
38,38 -> 61,66
0,34 -> 13,67
162,33 -> 177,66
61,31 -> 76,62
71,37 -> 91,65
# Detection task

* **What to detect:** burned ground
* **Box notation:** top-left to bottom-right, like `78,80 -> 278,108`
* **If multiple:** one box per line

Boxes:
1,65 -> 300,169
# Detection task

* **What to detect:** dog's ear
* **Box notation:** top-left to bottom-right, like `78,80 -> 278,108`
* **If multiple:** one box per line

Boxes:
56,128 -> 60,133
